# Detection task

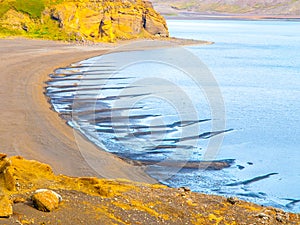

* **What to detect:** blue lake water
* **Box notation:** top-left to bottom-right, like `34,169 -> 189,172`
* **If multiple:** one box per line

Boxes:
47,20 -> 300,213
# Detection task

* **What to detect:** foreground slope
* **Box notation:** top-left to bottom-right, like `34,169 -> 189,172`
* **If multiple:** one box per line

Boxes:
0,154 -> 299,224
0,0 -> 169,42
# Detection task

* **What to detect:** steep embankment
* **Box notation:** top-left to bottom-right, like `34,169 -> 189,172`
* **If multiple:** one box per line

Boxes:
0,0 -> 169,42
150,0 -> 300,17
0,154 -> 299,224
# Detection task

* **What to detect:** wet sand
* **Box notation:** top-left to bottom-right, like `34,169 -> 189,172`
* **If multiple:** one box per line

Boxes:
0,38 -> 156,183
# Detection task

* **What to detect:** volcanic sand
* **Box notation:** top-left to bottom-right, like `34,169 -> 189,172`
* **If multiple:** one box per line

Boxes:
0,38 -> 156,183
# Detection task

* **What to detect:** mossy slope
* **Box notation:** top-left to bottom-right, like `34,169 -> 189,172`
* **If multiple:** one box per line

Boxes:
0,154 -> 299,224
0,0 -> 169,42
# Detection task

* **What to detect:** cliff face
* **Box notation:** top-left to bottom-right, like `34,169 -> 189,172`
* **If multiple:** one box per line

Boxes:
0,0 -> 169,42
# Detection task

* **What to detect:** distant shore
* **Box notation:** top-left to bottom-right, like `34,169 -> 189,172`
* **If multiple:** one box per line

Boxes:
164,13 -> 300,21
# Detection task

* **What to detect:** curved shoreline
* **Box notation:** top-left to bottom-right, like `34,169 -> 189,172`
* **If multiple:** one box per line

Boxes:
0,38 -> 156,183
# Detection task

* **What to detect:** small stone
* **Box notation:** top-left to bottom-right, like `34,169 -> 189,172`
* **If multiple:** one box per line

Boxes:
0,153 -> 7,160
183,187 -> 191,192
13,197 -> 26,204
276,215 -> 284,223
3,167 -> 16,191
0,158 -> 11,173
256,213 -> 269,219
178,187 -> 191,192
227,197 -> 239,205
0,195 -> 13,218
32,189 -> 62,212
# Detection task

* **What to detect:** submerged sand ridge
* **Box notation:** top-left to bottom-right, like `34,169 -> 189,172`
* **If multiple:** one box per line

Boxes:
0,38 -> 155,183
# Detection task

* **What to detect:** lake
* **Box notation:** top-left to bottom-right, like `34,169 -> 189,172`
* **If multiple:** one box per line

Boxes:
46,19 -> 300,213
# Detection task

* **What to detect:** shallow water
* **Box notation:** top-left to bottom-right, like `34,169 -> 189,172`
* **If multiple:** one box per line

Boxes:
47,20 -> 300,213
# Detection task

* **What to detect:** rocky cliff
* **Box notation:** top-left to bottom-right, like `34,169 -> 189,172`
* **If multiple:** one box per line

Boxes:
0,0 -> 169,42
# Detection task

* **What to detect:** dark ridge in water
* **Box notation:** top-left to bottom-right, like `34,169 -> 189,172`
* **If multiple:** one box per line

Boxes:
47,77 -> 135,88
96,119 -> 210,130
145,144 -> 195,150
47,85 -> 141,95
68,67 -> 116,72
237,165 -> 245,170
283,199 -> 300,209
57,65 -> 116,70
130,159 -> 235,170
75,107 -> 144,116
106,114 -> 161,120
114,129 -> 177,140
93,114 -> 161,124
225,173 -> 279,187
166,119 -> 211,128
49,77 -> 132,82
50,71 -> 116,78
47,85 -> 135,94
235,192 -> 267,199
96,93 -> 151,101
156,129 -> 234,143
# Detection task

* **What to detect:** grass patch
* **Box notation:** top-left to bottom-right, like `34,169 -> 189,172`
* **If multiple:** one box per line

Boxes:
0,25 -> 23,37
0,1 -> 11,17
13,0 -> 45,18
26,17 -> 77,41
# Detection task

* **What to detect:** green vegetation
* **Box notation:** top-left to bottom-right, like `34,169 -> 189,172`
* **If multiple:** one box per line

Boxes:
25,17 -> 77,41
14,0 -> 45,18
0,0 -> 169,42
0,0 -> 85,40
0,1 -> 10,17
0,0 -> 46,19
0,24 -> 22,37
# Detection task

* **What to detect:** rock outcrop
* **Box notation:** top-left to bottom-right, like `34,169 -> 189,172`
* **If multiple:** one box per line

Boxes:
0,195 -> 13,218
0,153 -> 299,224
32,189 -> 62,212
0,0 -> 169,42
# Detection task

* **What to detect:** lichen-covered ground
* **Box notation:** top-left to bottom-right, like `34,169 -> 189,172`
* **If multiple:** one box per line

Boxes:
0,155 -> 299,225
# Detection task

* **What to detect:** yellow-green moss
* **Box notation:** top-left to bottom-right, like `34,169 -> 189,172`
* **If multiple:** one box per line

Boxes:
0,0 -> 169,42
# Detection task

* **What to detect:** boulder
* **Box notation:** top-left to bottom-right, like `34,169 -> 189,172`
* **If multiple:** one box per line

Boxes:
0,195 -> 13,218
0,158 -> 11,173
144,14 -> 169,37
32,189 -> 62,212
3,166 -> 16,191
0,153 -> 7,159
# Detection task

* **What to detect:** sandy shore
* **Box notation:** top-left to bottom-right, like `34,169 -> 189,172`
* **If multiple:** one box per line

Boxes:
0,38 -> 158,183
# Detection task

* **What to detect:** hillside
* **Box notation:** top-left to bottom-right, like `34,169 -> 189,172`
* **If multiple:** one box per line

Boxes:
0,0 -> 169,42
150,0 -> 300,17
